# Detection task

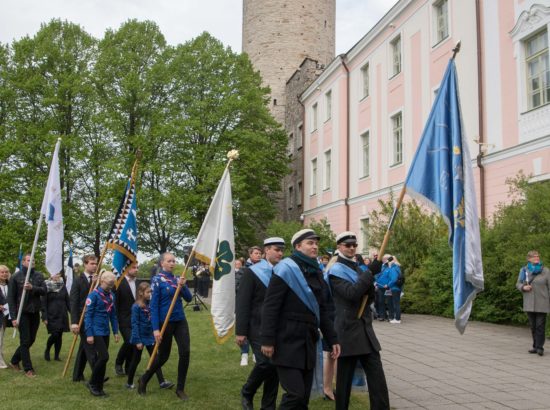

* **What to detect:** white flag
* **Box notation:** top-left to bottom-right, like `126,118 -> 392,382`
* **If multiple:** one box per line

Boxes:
41,139 -> 64,276
194,166 -> 235,343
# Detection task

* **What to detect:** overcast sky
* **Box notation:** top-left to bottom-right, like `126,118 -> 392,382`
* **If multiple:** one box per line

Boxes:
0,0 -> 397,55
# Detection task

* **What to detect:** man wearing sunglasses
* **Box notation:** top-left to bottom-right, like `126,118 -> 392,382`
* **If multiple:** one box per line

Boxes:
327,231 -> 389,410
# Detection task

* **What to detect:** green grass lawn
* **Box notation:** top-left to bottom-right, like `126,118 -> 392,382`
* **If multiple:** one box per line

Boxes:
0,309 -> 370,409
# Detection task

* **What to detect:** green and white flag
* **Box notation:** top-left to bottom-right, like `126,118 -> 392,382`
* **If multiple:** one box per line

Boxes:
194,165 -> 235,343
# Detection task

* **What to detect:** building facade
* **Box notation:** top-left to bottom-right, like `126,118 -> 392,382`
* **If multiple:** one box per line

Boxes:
300,0 -> 550,254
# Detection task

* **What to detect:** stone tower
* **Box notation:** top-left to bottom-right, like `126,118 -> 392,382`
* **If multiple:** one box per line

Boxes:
242,0 -> 336,124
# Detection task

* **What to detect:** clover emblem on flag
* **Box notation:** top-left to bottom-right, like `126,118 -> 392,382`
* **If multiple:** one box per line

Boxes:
214,240 -> 234,280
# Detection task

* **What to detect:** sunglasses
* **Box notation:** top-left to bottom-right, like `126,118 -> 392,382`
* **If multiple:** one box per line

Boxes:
344,243 -> 358,248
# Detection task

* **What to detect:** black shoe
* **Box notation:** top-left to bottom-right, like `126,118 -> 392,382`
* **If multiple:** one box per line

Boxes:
73,375 -> 85,382
137,376 -> 147,396
537,349 -> 544,356
159,380 -> 175,389
529,348 -> 538,354
44,350 -> 51,361
176,390 -> 189,401
54,357 -> 61,361
104,377 -> 110,383
86,382 -> 103,397
241,394 -> 253,410
115,364 -> 125,376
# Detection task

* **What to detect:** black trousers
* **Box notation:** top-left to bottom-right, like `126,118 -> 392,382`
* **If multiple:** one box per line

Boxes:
46,331 -> 63,358
127,344 -> 165,385
142,320 -> 190,391
276,365 -> 314,410
241,340 -> 278,410
527,312 -> 547,350
336,352 -> 390,410
73,328 -> 96,381
90,335 -> 110,390
11,311 -> 41,372
115,327 -> 134,372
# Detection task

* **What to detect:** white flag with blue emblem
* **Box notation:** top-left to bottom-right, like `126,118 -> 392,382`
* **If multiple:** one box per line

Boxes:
405,60 -> 484,333
40,139 -> 64,276
194,165 -> 235,343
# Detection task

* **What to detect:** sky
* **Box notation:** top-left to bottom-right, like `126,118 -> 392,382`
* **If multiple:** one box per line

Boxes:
0,0 -> 397,55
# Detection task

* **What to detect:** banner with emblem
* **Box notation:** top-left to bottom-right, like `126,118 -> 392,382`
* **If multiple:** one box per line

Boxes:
193,165 -> 235,343
106,178 -> 138,281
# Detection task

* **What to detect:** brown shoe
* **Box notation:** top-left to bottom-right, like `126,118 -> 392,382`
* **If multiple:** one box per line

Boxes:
25,370 -> 36,378
9,363 -> 21,371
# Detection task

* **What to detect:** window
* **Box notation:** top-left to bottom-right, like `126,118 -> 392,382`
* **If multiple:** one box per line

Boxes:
311,103 -> 318,131
391,35 -> 402,76
297,123 -> 303,148
297,181 -> 302,206
361,131 -> 370,178
325,90 -> 332,121
324,150 -> 331,190
311,158 -> 317,195
434,0 -> 449,44
391,113 -> 403,165
361,63 -> 369,98
288,186 -> 293,210
525,30 -> 549,110
360,218 -> 369,254
288,132 -> 294,157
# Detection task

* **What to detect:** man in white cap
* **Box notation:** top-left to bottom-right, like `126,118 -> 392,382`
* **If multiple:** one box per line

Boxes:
261,229 -> 340,409
327,231 -> 389,410
236,237 -> 285,410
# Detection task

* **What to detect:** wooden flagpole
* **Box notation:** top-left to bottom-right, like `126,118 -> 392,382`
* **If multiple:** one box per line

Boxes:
146,150 -> 238,370
62,152 -> 141,377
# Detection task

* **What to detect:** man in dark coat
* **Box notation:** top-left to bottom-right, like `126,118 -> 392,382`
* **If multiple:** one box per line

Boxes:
237,237 -> 285,410
115,262 -> 139,376
70,254 -> 98,382
8,254 -> 47,377
261,229 -> 340,409
327,231 -> 389,410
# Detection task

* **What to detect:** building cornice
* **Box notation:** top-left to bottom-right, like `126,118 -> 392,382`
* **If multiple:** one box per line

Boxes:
302,199 -> 346,216
480,134 -> 550,166
510,4 -> 550,40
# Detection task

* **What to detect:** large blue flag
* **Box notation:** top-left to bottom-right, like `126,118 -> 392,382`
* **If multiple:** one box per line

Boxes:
107,179 -> 138,279
405,59 -> 484,333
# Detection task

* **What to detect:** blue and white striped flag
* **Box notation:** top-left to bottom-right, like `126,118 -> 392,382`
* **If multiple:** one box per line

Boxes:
405,59 -> 484,333
40,139 -> 64,276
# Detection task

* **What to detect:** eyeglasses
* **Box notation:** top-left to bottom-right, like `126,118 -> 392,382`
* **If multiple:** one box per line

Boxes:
344,243 -> 358,248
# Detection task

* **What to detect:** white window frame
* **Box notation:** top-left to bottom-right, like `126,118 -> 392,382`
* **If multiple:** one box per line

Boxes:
390,34 -> 402,77
361,130 -> 370,178
323,149 -> 332,190
325,90 -> 332,121
311,103 -> 318,132
361,63 -> 370,99
525,29 -> 549,110
391,112 -> 403,166
310,158 -> 318,195
432,0 -> 450,45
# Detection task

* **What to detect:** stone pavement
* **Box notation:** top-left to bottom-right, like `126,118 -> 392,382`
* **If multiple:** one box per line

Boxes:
374,314 -> 549,410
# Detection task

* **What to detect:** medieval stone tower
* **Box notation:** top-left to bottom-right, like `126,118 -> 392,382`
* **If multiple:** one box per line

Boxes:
242,0 -> 336,124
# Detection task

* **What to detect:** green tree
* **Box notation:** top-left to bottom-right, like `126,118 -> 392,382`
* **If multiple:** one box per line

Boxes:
266,218 -> 335,257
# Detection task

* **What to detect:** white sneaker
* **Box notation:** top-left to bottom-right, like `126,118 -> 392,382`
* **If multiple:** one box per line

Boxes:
390,319 -> 401,324
240,353 -> 249,366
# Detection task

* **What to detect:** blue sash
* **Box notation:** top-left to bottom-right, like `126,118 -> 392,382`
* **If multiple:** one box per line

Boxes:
328,262 -> 359,284
274,258 -> 320,325
250,259 -> 273,288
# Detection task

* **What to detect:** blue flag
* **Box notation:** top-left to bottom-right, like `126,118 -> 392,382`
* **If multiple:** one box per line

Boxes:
107,179 -> 138,279
405,59 -> 484,333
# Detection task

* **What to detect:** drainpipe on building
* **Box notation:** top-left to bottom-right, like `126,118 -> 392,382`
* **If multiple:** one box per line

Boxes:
298,97 -> 306,226
341,55 -> 351,230
476,0 -> 486,220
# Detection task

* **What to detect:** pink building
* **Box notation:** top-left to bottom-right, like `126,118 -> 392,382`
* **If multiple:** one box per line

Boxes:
300,0 -> 550,254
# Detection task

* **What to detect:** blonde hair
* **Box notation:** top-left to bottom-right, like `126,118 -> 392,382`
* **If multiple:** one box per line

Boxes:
527,250 -> 540,260
0,265 -> 10,283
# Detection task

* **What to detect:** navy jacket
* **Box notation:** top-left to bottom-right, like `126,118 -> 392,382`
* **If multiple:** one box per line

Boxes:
150,271 -> 192,331
84,287 -> 119,337
130,302 -> 155,346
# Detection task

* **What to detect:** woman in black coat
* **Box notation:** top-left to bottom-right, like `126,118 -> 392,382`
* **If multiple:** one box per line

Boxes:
41,274 -> 70,361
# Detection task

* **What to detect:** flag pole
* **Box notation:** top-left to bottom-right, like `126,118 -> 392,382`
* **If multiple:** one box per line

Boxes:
62,151 -> 142,377
146,150 -> 238,370
13,138 -> 61,338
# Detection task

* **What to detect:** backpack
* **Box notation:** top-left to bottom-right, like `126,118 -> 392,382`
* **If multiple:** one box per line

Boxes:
395,267 -> 405,287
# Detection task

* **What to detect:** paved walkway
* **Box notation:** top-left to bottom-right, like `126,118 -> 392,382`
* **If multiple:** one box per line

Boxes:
375,314 -> 549,409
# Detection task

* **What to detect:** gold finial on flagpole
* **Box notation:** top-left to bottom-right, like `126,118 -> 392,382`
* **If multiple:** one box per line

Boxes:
451,41 -> 461,60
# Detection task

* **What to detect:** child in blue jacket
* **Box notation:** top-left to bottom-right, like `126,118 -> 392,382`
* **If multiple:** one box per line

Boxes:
84,271 -> 120,397
126,282 -> 173,390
